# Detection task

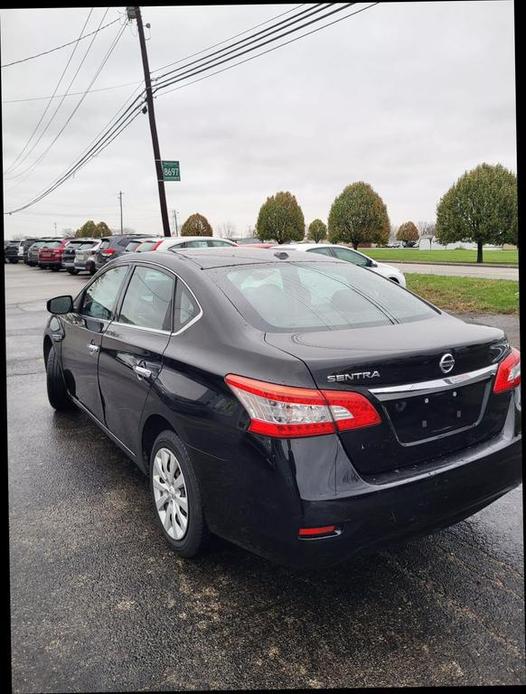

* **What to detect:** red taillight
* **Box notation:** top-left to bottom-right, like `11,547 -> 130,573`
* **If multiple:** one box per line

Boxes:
225,374 -> 381,438
298,525 -> 337,538
493,347 -> 521,394
101,248 -> 115,256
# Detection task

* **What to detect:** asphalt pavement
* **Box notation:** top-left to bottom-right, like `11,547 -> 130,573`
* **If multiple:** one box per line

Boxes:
389,262 -> 519,281
6,262 -> 525,691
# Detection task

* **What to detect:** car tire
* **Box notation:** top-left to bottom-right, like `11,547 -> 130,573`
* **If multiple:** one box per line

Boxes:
8,259 -> 18,264
89,265 -> 96,276
67,268 -> 79,275
51,267 -> 60,272
46,346 -> 73,411
149,430 -> 208,558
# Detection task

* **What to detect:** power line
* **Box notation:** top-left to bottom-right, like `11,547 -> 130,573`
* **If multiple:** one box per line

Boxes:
1,16 -> 121,68
158,3 -> 379,98
3,8 -> 94,176
6,14 -> 127,188
152,3 -> 332,88
5,8 -> 112,181
152,3 -> 355,94
3,3 -> 378,215
150,3 -> 307,74
1,4 -> 310,106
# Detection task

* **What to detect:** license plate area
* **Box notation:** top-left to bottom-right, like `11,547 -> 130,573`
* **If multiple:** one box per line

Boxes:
382,381 -> 487,444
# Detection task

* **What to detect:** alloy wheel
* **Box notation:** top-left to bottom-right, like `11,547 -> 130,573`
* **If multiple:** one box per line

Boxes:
152,447 -> 189,540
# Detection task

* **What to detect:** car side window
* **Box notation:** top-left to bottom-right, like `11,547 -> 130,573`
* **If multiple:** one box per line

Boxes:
81,266 -> 129,320
184,240 -> 209,248
208,240 -> 232,247
118,266 -> 175,331
173,280 -> 200,332
332,247 -> 369,266
307,247 -> 334,257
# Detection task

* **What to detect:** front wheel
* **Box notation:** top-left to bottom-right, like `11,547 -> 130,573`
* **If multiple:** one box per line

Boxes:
149,430 -> 208,558
46,346 -> 73,411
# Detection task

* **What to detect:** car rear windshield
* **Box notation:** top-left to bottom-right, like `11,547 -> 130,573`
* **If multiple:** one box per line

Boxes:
212,261 -> 437,332
134,240 -> 157,252
125,241 -> 143,252
42,241 -> 62,248
78,241 -> 97,250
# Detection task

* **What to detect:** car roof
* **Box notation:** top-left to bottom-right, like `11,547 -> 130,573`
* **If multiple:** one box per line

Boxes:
163,236 -> 235,243
125,246 -> 345,270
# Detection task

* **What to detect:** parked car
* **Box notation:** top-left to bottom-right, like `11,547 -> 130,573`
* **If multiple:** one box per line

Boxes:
126,237 -> 164,253
43,248 -> 521,568
38,238 -> 72,271
146,236 -> 237,253
26,239 -> 59,267
4,240 -> 20,264
93,234 -> 151,271
73,240 -> 102,275
273,243 -> 406,286
62,238 -> 97,274
16,237 -> 39,263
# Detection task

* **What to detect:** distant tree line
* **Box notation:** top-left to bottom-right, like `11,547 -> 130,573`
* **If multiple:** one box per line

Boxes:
250,162 -> 517,262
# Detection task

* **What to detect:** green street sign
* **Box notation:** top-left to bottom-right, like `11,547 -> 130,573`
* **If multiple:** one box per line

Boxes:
161,160 -> 180,181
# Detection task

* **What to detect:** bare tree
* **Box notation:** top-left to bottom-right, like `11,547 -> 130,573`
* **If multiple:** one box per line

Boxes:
218,221 -> 236,239
417,221 -> 436,249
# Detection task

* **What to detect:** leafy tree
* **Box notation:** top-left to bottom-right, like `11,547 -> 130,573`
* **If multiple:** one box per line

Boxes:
95,221 -> 112,238
307,219 -> 327,243
436,163 -> 517,263
396,221 -> 420,247
181,213 -> 213,236
256,191 -> 305,244
75,220 -> 97,238
328,182 -> 390,249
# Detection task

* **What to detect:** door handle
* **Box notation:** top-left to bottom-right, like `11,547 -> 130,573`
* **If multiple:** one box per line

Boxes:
87,343 -> 99,353
133,364 -> 152,380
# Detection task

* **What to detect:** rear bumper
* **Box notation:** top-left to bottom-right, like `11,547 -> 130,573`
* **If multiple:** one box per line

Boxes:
197,391 -> 522,569
39,259 -> 61,267
62,259 -> 75,268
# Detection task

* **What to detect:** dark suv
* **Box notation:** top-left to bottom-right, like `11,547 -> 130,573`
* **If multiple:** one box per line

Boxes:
4,240 -> 20,263
94,234 -> 151,271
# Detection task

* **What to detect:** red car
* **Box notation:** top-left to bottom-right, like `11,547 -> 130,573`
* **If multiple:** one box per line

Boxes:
38,239 -> 70,271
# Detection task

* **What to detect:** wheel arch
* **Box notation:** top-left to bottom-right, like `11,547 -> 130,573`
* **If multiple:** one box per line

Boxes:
141,414 -> 176,472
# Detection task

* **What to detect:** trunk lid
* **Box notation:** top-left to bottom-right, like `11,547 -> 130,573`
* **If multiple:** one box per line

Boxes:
265,314 -> 511,476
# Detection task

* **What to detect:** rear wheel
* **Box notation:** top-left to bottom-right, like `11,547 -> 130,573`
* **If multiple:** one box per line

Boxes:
46,346 -> 73,411
88,263 -> 96,275
8,258 -> 18,264
149,430 -> 208,558
67,268 -> 79,275
51,266 -> 60,272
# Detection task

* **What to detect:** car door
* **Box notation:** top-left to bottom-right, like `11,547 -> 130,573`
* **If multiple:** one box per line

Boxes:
60,265 -> 130,420
98,263 -> 176,450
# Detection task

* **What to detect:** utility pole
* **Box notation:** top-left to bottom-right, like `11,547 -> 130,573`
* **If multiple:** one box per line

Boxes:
118,191 -> 124,233
127,6 -> 171,237
172,209 -> 179,237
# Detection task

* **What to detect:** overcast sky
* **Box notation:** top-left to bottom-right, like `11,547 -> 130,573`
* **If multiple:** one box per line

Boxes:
1,2 -> 516,240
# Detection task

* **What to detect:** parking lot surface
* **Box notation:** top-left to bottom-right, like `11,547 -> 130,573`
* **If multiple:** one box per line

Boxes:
391,262 -> 518,281
6,262 -> 525,691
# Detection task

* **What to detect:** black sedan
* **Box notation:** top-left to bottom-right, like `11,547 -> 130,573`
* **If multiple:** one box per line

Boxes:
43,248 -> 522,568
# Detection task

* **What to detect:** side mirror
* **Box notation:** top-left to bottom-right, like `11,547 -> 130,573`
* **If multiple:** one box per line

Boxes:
47,295 -> 73,314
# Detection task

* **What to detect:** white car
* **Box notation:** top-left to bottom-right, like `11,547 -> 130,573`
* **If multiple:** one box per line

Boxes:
272,243 -> 406,287
136,236 -> 238,252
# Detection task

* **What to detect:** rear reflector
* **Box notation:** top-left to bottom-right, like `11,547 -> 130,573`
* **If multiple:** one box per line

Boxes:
298,525 -> 337,538
225,374 -> 381,438
493,347 -> 521,393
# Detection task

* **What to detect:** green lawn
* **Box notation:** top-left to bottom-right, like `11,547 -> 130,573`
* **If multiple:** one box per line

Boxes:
406,274 -> 519,314
365,248 -> 518,265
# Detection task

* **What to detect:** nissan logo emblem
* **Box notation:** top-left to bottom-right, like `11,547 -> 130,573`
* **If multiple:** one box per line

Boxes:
439,353 -> 455,374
